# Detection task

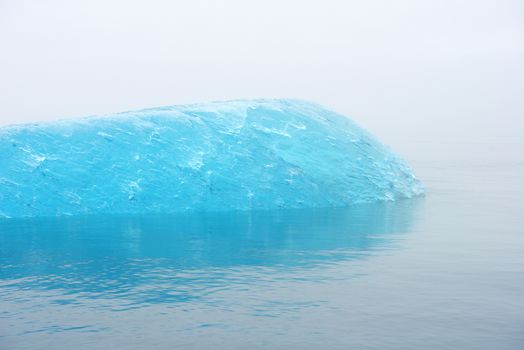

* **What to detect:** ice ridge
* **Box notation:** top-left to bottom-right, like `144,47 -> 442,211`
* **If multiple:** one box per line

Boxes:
0,99 -> 424,218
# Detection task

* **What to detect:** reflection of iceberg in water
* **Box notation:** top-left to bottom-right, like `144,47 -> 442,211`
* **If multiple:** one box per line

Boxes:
0,199 -> 422,304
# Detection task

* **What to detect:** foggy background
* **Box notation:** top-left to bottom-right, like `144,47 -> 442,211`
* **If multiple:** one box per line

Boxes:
1,0 -> 523,151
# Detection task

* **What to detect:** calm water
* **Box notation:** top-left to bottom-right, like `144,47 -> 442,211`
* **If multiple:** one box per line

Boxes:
1,140 -> 523,349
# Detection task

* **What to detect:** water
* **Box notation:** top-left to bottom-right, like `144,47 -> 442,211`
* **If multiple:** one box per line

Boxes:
1,140 -> 523,349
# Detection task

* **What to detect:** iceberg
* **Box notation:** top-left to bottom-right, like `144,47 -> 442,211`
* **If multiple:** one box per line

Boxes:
0,99 -> 423,218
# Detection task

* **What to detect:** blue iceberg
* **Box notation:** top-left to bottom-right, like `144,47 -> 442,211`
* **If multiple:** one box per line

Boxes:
0,99 -> 423,218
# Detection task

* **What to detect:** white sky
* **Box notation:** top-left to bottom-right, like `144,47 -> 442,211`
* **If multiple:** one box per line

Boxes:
1,0 -> 523,145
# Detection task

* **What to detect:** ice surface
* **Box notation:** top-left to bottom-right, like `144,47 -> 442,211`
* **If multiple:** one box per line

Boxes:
0,99 -> 423,218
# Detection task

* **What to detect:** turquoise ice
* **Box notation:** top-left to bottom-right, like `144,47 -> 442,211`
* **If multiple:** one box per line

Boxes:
0,99 -> 423,218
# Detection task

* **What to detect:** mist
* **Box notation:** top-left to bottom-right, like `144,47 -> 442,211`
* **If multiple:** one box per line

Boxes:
1,0 -> 523,146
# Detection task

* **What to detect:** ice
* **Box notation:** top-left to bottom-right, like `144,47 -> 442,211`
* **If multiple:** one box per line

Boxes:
0,99 -> 424,218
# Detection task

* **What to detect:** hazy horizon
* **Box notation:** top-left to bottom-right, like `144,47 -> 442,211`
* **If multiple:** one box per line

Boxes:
1,0 -> 523,146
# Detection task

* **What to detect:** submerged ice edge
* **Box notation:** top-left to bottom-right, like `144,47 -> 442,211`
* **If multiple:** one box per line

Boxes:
0,99 -> 424,218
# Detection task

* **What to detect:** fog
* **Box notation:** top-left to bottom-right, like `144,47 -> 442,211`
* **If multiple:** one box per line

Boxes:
1,0 -> 523,146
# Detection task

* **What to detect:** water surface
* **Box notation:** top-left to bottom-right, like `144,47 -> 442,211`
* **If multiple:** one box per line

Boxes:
1,140 -> 523,349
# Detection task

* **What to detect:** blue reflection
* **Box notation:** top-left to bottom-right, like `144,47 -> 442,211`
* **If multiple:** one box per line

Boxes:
0,200 -> 421,305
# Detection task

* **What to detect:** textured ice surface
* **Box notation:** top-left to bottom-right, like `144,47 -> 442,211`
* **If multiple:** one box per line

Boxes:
0,99 -> 423,218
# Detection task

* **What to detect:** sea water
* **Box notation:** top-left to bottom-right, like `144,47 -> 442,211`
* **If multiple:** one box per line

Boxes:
0,138 -> 523,349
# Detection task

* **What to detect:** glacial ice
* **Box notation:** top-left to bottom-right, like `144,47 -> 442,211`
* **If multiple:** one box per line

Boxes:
0,99 -> 423,218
